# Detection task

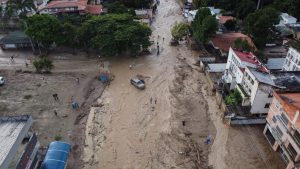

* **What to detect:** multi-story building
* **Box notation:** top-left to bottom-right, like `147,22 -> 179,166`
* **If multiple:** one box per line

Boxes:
222,47 -> 268,90
264,91 -> 300,169
237,69 -> 300,115
0,115 -> 40,169
279,13 -> 297,25
283,47 -> 300,71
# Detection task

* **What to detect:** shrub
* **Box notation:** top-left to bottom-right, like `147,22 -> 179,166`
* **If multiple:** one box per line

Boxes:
225,89 -> 242,105
171,22 -> 189,40
33,57 -> 54,73
54,135 -> 62,141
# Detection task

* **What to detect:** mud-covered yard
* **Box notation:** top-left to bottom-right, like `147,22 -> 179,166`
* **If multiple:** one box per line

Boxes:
0,56 -> 105,169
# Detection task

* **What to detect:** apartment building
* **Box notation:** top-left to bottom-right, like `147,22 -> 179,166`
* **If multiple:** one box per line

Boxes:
283,47 -> 300,71
237,69 -> 300,115
222,47 -> 268,90
264,92 -> 300,169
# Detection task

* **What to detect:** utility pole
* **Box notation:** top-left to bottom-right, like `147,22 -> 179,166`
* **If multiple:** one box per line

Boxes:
256,0 -> 264,10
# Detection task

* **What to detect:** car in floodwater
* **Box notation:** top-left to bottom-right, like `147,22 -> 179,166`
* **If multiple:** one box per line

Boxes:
130,78 -> 145,90
0,76 -> 4,85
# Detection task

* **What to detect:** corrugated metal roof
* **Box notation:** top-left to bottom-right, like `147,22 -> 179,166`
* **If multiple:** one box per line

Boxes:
266,58 -> 285,70
42,141 -> 71,169
0,31 -> 31,44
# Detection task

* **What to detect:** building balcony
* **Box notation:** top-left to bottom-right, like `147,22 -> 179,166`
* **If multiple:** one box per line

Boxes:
236,84 -> 250,106
287,130 -> 300,153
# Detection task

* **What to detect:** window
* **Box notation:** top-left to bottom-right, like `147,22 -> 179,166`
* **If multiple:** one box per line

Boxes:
251,79 -> 254,85
294,130 -> 300,146
272,116 -> 277,123
276,126 -> 283,138
293,65 -> 297,71
265,103 -> 270,108
287,144 -> 297,160
280,113 -> 289,126
268,92 -> 273,98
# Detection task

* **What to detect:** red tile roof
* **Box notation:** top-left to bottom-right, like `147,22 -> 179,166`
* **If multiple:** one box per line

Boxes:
210,33 -> 255,53
275,92 -> 300,129
218,16 -> 235,25
233,49 -> 268,72
85,5 -> 102,14
45,0 -> 87,9
39,0 -> 102,15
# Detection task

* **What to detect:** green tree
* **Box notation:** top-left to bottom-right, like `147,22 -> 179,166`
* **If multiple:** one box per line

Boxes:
200,16 -> 218,42
192,8 -> 211,27
224,19 -> 236,31
33,57 -> 54,73
80,14 -> 151,56
225,89 -> 242,105
244,7 -> 279,48
60,22 -> 79,53
171,22 -> 189,40
106,1 -> 130,14
192,9 -> 218,44
254,50 -> 267,63
25,14 -> 63,50
192,8 -> 216,43
193,0 -> 209,8
274,0 -> 300,20
233,38 -> 253,52
236,0 -> 256,19
6,0 -> 36,18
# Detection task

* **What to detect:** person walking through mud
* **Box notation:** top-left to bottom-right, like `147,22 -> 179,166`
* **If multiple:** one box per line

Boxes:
53,93 -> 59,101
10,55 -> 15,64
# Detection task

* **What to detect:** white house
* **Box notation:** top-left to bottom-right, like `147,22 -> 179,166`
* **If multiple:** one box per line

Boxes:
186,7 -> 221,22
238,68 -> 300,115
283,47 -> 300,71
238,67 -> 275,114
279,13 -> 297,25
222,47 -> 268,89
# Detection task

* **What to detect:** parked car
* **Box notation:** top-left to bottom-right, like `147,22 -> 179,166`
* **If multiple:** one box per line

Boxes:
130,78 -> 145,89
0,76 -> 4,85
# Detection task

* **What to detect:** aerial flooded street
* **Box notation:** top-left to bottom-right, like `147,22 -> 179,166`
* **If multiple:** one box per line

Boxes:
83,0 -> 214,168
0,0 -> 286,168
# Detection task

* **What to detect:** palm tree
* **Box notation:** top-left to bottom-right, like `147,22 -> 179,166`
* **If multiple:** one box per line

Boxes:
6,0 -> 36,18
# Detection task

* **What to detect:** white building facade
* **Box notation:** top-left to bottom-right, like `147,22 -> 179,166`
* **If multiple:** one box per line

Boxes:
238,67 -> 274,114
283,47 -> 300,71
222,47 -> 267,90
280,13 -> 297,25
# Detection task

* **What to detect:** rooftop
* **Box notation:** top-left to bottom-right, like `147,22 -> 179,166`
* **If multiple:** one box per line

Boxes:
218,16 -> 235,25
247,68 -> 300,91
266,58 -> 285,70
233,49 -> 268,72
0,31 -> 31,44
0,115 -> 32,169
210,33 -> 255,53
248,67 -> 275,86
39,0 -> 102,15
274,92 -> 300,129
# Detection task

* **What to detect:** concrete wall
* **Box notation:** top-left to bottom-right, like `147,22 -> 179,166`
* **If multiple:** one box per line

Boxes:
204,70 -> 227,113
282,47 -> 300,71
250,83 -> 273,114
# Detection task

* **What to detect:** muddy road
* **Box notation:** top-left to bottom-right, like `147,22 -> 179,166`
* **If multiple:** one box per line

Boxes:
82,0 -> 286,168
83,0 -> 215,168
